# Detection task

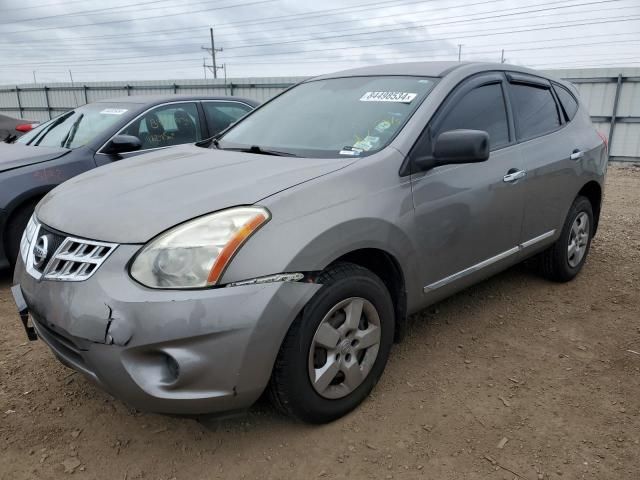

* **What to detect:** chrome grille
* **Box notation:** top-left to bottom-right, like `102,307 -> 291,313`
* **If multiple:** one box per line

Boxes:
43,237 -> 117,281
24,218 -> 118,282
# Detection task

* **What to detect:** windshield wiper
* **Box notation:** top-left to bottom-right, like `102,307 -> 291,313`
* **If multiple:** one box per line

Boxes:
33,111 -> 74,147
62,113 -> 84,148
222,145 -> 299,157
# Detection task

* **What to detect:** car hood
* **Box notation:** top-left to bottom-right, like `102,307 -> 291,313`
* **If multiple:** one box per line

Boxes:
37,144 -> 353,243
0,142 -> 70,173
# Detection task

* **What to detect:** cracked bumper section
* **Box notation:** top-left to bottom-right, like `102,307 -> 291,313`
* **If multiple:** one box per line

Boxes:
13,245 -> 320,414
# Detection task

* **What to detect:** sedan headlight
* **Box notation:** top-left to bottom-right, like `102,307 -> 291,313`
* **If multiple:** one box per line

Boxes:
130,206 -> 270,289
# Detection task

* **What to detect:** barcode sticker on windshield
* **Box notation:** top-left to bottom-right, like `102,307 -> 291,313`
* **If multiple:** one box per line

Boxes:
360,91 -> 417,103
100,108 -> 128,115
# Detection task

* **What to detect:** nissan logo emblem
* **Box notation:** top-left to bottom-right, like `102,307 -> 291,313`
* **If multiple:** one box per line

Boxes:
33,235 -> 49,269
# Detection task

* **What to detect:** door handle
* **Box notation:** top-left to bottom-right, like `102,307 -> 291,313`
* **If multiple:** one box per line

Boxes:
503,169 -> 527,183
570,149 -> 584,160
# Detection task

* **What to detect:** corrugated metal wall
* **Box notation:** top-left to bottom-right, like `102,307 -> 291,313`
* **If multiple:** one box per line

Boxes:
1,69 -> 639,161
544,68 -> 640,162
0,77 -> 305,122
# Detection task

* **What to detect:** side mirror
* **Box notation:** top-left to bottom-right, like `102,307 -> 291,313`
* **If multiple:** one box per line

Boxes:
434,129 -> 489,165
413,129 -> 490,171
103,134 -> 142,155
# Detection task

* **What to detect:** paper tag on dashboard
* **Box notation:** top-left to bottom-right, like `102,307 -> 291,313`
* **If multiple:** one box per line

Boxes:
360,91 -> 417,103
100,108 -> 128,115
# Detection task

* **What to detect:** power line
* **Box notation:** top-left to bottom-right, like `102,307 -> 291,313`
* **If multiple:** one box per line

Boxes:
2,0 -> 625,51
0,0 -> 504,47
7,36 -> 640,73
0,0 -> 179,25
221,0 -> 626,51
3,0 -> 92,12
219,14 -> 640,59
0,0 -> 431,37
0,0 -> 276,35
2,14 -> 638,69
0,1 -> 632,62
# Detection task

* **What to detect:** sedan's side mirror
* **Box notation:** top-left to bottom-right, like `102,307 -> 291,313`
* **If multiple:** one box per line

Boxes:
413,129 -> 490,171
103,134 -> 142,155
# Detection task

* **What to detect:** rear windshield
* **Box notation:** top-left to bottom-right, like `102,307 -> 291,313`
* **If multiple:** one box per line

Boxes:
219,76 -> 438,158
17,103 -> 133,149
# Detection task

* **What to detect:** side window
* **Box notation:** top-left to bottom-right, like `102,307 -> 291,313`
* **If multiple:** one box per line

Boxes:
553,83 -> 579,121
203,101 -> 252,136
120,102 -> 201,150
437,83 -> 510,150
509,83 -> 561,140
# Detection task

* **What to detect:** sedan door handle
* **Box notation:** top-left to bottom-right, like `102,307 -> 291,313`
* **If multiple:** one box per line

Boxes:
503,169 -> 527,183
570,149 -> 584,160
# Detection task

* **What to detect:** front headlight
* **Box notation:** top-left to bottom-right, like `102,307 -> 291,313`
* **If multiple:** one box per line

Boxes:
130,206 -> 270,289
20,214 -> 39,264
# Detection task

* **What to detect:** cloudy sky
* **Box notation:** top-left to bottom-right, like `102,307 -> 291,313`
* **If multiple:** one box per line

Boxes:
0,0 -> 639,84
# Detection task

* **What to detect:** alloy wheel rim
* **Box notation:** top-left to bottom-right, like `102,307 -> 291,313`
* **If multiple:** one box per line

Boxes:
308,297 -> 381,399
567,212 -> 590,268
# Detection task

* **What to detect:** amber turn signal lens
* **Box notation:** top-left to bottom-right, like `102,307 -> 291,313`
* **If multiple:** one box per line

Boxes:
207,212 -> 269,285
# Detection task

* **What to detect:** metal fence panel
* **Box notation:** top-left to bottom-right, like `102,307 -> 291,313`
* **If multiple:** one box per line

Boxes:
1,70 -> 639,161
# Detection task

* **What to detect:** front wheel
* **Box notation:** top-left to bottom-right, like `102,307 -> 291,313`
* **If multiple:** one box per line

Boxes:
538,195 -> 594,282
269,262 -> 394,423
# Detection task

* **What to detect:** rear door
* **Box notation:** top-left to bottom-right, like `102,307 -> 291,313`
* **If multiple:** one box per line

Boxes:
410,73 -> 527,293
505,74 -> 581,245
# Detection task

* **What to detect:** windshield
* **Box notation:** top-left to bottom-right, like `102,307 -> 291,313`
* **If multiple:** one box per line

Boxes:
17,103 -> 133,149
219,76 -> 437,158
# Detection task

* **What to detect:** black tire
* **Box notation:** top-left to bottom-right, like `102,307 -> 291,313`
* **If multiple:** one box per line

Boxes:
5,201 -> 37,268
269,262 -> 395,423
538,196 -> 594,282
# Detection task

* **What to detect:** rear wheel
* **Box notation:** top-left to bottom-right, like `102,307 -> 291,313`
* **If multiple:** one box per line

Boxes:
269,262 -> 394,423
538,195 -> 594,282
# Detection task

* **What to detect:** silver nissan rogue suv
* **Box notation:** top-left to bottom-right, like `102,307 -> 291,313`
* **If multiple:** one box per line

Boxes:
12,62 -> 606,423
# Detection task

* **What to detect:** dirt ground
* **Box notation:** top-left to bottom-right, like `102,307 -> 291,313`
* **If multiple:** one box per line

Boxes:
1,165 -> 639,480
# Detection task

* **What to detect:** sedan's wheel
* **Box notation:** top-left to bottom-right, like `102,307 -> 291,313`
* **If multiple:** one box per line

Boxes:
269,262 -> 394,423
539,195 -> 594,282
6,200 -> 38,268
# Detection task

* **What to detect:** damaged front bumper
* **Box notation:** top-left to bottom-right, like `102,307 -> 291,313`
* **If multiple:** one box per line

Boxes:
13,245 -> 320,414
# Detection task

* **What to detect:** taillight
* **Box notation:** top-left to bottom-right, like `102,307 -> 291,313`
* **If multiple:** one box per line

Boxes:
15,123 -> 38,133
596,130 -> 608,151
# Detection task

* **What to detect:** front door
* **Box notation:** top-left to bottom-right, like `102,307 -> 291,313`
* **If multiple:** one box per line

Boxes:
410,73 -> 527,294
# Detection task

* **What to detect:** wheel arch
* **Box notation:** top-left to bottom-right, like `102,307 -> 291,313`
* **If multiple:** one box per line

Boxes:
325,247 -> 408,343
2,185 -> 54,254
577,180 -> 602,235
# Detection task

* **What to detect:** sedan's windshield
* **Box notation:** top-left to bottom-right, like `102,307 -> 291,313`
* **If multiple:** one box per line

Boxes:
219,76 -> 437,158
17,103 -> 133,149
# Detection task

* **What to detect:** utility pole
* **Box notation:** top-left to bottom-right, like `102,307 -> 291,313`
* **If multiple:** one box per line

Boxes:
32,70 -> 37,84
501,49 -> 506,63
223,64 -> 227,95
201,27 -> 223,79
203,57 -> 207,80
69,69 -> 80,107
210,27 -> 217,77
457,44 -> 462,62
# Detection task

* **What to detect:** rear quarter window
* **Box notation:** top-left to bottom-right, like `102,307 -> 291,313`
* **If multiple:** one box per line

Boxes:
509,83 -> 561,140
553,83 -> 579,121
